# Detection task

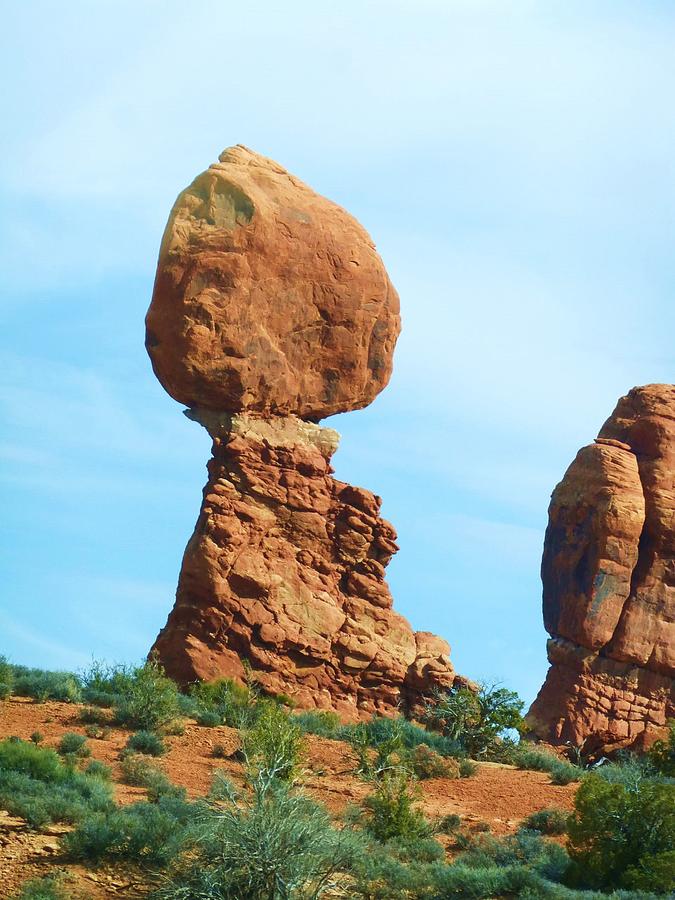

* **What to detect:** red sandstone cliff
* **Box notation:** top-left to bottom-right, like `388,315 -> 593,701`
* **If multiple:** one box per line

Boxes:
528,384 -> 675,750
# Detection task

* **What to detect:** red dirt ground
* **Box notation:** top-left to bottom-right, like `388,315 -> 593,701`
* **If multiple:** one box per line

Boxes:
0,697 -> 577,898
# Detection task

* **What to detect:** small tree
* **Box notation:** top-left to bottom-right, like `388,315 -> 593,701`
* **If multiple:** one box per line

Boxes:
423,682 -> 524,758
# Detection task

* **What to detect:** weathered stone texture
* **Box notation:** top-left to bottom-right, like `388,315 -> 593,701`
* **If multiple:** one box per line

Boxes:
145,145 -> 400,420
528,384 -> 675,749
152,414 -> 459,716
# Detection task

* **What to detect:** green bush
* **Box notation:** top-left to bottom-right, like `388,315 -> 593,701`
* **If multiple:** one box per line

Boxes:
567,772 -> 675,892
119,754 -> 185,802
10,665 -> 81,703
342,714 -> 462,759
58,732 -> 90,757
126,730 -> 166,756
196,709 -> 223,727
189,676 -> 255,728
80,660 -> 135,707
458,758 -> 478,778
84,724 -> 109,740
436,813 -> 462,834
29,731 -> 44,745
85,759 -> 112,781
293,709 -> 341,738
155,773 -> 359,899
523,807 -> 569,835
515,745 -> 580,785
113,658 -> 181,732
0,655 -> 14,699
64,794 -> 195,865
0,737 -> 112,827
423,682 -> 524,758
648,719 -> 675,777
242,701 -> 304,783
11,875 -> 72,900
406,743 -> 459,779
79,705 -> 110,725
357,769 -> 432,843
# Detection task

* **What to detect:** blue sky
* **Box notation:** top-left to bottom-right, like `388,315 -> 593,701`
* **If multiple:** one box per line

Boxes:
2,1 -> 674,705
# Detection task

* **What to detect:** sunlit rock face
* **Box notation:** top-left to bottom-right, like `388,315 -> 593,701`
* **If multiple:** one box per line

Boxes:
145,145 -> 400,421
528,384 -> 675,751
147,147 -> 463,716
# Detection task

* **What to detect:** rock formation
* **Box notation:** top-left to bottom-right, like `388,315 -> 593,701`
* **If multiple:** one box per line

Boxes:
528,384 -> 675,750
147,146 -> 460,716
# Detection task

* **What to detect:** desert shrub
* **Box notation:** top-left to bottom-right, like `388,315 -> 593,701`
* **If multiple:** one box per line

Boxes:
648,719 -> 675,777
29,731 -> 43,745
346,720 -> 406,780
0,737 -> 112,827
80,660 -> 135,707
436,813 -> 462,834
567,772 -> 675,892
85,759 -> 112,780
523,807 -> 568,835
0,655 -> 14,699
58,732 -> 90,757
64,794 -> 195,865
406,743 -> 459,780
10,665 -> 81,703
126,730 -> 166,756
432,862 -> 546,898
79,705 -> 109,725
196,709 -> 223,727
119,754 -> 185,801
342,715 -> 462,760
155,771 -> 359,899
189,676 -> 255,728
293,709 -> 342,738
514,745 -> 581,785
212,742 -> 232,759
11,875 -> 72,900
458,758 -> 478,778
356,769 -> 432,843
113,658 -> 181,732
242,701 -> 304,783
456,828 -> 570,883
423,682 -> 524,759
84,724 -> 109,739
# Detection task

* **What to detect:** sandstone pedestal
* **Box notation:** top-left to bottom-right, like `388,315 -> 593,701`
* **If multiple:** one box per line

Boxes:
152,413 -> 459,716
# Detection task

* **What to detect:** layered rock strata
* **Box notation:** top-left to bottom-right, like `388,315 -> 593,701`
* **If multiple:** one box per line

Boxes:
151,413 -> 457,715
147,146 -> 460,714
528,384 -> 675,750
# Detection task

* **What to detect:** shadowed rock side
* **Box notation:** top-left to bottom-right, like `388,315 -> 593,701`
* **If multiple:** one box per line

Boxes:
528,384 -> 675,750
151,413 -> 460,716
147,146 -> 460,715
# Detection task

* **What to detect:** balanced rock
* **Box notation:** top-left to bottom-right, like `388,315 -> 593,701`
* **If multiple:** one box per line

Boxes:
148,148 -> 460,715
528,384 -> 675,750
145,145 -> 400,420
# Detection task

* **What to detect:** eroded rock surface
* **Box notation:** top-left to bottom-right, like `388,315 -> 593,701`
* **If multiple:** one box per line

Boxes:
145,145 -> 400,420
152,414 -> 459,715
148,147 -> 459,715
528,384 -> 675,750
